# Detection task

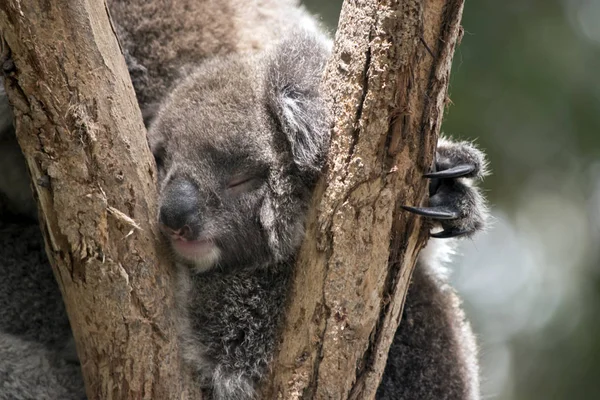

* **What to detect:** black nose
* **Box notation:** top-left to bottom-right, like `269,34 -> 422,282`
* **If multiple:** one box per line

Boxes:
159,178 -> 199,231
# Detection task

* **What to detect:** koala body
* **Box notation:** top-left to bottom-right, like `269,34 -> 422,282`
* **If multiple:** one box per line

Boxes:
0,221 -> 84,400
149,30 -> 488,400
107,0 -> 319,122
0,1 -> 489,400
148,32 -> 328,398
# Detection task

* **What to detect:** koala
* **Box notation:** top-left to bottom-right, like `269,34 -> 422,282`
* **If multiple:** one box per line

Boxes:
377,137 -> 488,400
0,221 -> 84,400
148,29 -> 489,400
147,31 -> 329,399
0,331 -> 84,400
106,0 -> 319,124
0,1 -> 490,400
0,1 -> 325,398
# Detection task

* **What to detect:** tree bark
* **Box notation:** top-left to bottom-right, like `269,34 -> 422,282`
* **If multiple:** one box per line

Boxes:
0,1 -> 199,399
261,0 -> 464,399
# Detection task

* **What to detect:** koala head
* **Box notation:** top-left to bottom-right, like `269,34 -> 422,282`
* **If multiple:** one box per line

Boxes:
147,31 -> 330,273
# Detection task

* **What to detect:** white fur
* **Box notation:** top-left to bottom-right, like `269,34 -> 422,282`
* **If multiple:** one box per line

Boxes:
457,317 -> 481,400
281,94 -> 321,169
213,366 -> 256,400
419,238 -> 481,400
418,238 -> 457,281
188,246 -> 222,273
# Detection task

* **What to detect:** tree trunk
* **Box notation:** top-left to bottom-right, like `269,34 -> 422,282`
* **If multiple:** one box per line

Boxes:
261,0 -> 464,399
0,1 -> 199,399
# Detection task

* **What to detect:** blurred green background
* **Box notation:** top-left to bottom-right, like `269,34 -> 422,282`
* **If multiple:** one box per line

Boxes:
302,0 -> 600,399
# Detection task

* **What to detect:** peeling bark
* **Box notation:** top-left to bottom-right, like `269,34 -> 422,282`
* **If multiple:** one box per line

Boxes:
0,1 -> 198,399
262,0 -> 465,399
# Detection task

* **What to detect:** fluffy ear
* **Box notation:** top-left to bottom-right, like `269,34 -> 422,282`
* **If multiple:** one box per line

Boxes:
265,29 -> 331,173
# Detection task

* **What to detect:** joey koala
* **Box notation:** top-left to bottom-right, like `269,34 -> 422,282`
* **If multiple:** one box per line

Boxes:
0,1 -> 489,400
148,32 -> 329,399
149,31 -> 488,400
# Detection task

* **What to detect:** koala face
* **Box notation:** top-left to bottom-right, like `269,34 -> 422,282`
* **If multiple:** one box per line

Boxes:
148,32 -> 330,273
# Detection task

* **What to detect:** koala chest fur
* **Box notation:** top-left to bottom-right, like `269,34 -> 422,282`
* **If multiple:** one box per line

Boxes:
176,265 -> 290,398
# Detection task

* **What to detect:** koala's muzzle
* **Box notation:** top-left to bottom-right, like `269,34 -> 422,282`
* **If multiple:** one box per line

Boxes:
159,178 -> 200,239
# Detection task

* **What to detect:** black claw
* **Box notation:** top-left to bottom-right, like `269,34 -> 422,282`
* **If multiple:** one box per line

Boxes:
424,164 -> 475,179
402,205 -> 458,220
431,229 -> 471,239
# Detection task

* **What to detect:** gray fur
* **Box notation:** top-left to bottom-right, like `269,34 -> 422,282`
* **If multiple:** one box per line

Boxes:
0,1 -> 322,398
376,141 -> 489,400
0,221 -> 85,399
0,332 -> 85,400
0,223 -> 71,348
431,137 -> 490,236
0,1 -> 490,399
106,0 -> 318,123
0,87 -> 37,219
150,28 -> 490,398
377,239 -> 482,400
0,85 -> 11,132
148,31 -> 330,398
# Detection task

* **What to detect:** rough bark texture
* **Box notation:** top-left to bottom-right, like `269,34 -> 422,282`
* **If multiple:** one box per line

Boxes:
0,1 -> 199,399
262,0 -> 465,399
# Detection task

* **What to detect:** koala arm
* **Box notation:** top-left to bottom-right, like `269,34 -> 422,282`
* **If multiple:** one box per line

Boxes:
378,137 -> 489,400
377,257 -> 480,400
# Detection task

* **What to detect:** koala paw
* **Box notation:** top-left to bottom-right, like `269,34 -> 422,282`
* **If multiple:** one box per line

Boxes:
403,137 -> 489,239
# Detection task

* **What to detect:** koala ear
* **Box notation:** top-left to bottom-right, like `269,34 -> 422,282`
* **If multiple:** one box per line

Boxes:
265,30 -> 331,173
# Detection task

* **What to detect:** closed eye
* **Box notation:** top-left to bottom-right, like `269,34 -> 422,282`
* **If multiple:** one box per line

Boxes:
228,176 -> 255,188
226,176 -> 264,195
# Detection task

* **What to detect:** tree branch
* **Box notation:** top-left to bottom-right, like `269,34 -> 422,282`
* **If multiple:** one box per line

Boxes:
0,1 -> 198,398
262,0 -> 465,398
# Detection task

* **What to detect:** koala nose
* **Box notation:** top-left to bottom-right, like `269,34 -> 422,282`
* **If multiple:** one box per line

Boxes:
159,178 -> 199,233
